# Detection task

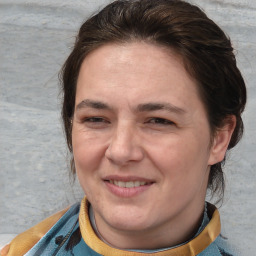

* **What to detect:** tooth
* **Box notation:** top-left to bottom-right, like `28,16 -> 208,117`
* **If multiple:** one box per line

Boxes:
111,180 -> 148,188
118,181 -> 126,187
125,181 -> 134,188
134,181 -> 140,187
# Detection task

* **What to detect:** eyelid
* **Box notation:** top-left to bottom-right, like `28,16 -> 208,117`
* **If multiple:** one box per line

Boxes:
146,117 -> 176,125
82,117 -> 110,123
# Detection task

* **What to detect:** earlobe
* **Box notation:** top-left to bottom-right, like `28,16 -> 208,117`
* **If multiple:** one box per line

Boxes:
208,116 -> 236,165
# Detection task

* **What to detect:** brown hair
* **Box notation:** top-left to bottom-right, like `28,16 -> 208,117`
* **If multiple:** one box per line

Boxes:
60,0 -> 246,200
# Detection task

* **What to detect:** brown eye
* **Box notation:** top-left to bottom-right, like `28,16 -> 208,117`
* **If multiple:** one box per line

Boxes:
81,116 -> 110,129
147,118 -> 175,125
83,117 -> 107,123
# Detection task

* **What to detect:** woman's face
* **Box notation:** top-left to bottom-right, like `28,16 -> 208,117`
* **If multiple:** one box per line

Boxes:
72,42 -> 221,246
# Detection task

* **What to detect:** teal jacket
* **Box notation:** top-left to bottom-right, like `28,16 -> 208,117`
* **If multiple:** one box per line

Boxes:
1,198 -> 237,256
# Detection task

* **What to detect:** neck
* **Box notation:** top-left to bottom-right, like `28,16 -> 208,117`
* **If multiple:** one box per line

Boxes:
93,200 -> 206,250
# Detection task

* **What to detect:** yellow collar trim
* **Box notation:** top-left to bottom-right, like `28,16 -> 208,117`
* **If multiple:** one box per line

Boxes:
1,207 -> 70,256
79,197 -> 221,256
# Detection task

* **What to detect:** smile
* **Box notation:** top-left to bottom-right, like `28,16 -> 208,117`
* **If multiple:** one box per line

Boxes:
104,177 -> 154,197
108,180 -> 149,188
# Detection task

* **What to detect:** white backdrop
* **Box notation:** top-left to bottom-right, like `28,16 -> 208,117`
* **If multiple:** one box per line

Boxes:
0,0 -> 255,254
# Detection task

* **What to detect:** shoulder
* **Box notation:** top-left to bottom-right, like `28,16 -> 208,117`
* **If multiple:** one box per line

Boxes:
214,234 -> 240,256
0,203 -> 80,256
198,234 -> 240,256
196,203 -> 239,256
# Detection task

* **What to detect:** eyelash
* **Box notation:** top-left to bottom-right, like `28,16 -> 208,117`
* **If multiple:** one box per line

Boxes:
82,117 -> 174,126
146,118 -> 175,126
83,117 -> 108,123
81,117 -> 111,128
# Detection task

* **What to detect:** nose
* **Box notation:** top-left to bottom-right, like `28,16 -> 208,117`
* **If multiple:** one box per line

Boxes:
105,123 -> 144,166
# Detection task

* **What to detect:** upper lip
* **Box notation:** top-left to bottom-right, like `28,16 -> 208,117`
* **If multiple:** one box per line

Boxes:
103,175 -> 155,183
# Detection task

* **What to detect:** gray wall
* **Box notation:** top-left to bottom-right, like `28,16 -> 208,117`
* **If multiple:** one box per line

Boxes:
0,0 -> 255,254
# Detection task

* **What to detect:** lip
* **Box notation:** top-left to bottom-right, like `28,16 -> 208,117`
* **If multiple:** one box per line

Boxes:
103,175 -> 155,198
103,175 -> 154,183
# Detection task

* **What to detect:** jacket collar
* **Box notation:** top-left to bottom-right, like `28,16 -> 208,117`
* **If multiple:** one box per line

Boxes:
79,197 -> 221,256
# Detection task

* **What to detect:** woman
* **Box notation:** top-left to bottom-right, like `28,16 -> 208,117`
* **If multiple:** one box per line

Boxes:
1,0 -> 246,255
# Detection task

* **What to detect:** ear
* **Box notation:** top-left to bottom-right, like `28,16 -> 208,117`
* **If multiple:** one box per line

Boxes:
208,115 -> 236,165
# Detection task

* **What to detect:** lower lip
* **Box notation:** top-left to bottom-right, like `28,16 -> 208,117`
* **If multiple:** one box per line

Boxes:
104,181 -> 153,198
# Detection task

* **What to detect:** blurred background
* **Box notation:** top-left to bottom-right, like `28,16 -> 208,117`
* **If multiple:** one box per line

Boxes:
0,0 -> 255,254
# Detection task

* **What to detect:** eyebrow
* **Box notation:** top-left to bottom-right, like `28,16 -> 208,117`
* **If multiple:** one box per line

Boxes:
76,99 -> 111,111
76,99 -> 186,115
136,102 -> 186,115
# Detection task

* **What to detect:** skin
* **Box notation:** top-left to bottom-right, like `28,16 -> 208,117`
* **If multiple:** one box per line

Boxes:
72,42 -> 235,249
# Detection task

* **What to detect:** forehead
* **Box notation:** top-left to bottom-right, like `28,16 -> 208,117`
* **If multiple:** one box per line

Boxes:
76,42 -> 204,113
80,42 -> 185,77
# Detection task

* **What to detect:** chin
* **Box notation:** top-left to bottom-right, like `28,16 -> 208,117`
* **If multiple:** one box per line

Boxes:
110,218 -> 151,232
103,206 -> 152,232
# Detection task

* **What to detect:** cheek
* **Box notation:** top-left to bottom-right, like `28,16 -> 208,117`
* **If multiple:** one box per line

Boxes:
148,133 -> 210,181
72,129 -> 104,178
72,137 -> 105,200
153,139 -> 210,205
148,136 -> 193,168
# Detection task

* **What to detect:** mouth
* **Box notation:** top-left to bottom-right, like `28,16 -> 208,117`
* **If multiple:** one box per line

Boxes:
107,180 -> 151,188
103,176 -> 154,197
